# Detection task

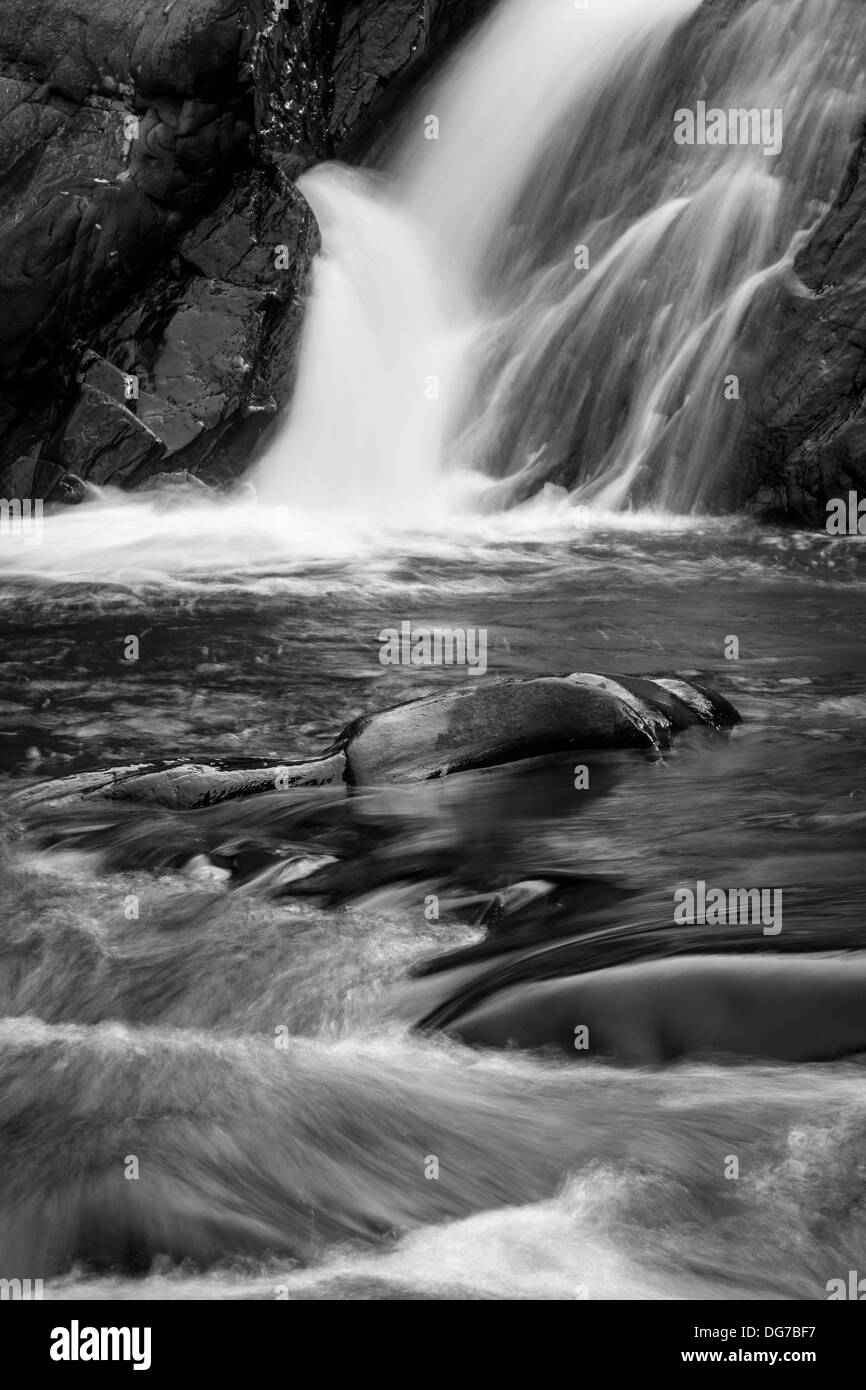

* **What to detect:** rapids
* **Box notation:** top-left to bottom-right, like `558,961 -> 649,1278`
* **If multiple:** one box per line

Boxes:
1,510 -> 865,1298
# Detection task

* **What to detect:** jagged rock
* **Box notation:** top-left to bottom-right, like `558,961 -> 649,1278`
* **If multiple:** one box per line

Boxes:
34,461 -> 93,505
0,0 -> 255,381
2,451 -> 40,500
179,164 -> 314,293
45,384 -> 166,487
0,0 -> 248,104
331,0 -> 497,155
78,352 -> 135,405
0,0 -> 258,487
329,0 -> 430,147
136,391 -> 206,456
92,164 -> 319,483
76,349 -> 201,456
741,125 -> 866,523
240,0 -> 345,164
148,278 -> 265,431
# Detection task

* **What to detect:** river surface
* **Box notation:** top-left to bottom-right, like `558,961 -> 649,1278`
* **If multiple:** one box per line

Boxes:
1,498 -> 865,1299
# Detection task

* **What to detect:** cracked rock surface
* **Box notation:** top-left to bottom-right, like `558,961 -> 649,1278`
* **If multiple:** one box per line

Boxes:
739,126 -> 866,524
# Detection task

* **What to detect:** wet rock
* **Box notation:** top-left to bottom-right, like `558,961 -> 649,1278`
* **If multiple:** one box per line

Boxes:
13,673 -> 740,812
240,0 -> 345,164
0,0 -> 256,485
136,392 -> 206,456
0,0 -> 255,383
2,451 -> 40,500
332,0 -> 497,156
209,837 -> 288,881
34,462 -> 93,505
139,470 -> 219,497
148,278 -> 265,431
329,0 -> 431,147
742,124 -> 866,524
46,384 -> 166,487
78,352 -> 137,406
96,165 -> 320,484
75,349 -> 201,457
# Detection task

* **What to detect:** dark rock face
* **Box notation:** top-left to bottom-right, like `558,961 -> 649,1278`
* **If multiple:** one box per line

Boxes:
739,126 -> 866,524
48,384 -> 166,488
0,0 -> 476,497
0,0 -> 255,376
0,0 -> 258,489
93,162 -> 320,483
333,0 -> 496,159
241,0 -> 345,164
329,0 -> 430,148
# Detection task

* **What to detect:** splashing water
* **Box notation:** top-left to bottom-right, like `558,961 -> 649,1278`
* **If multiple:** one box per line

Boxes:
256,0 -> 866,520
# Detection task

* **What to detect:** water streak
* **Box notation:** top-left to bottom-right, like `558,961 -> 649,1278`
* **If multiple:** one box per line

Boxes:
256,0 -> 866,517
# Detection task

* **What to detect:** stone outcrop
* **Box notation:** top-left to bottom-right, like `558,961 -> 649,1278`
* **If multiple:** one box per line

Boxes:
15,672 -> 740,811
0,0 -> 259,491
333,0 -> 496,158
739,124 -> 866,523
91,161 -> 320,484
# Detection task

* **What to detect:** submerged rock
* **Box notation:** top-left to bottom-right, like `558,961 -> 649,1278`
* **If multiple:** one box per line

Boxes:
13,672 -> 740,811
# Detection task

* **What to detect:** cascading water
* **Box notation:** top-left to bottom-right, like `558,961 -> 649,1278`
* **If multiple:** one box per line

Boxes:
254,168 -> 458,520
256,0 -> 866,519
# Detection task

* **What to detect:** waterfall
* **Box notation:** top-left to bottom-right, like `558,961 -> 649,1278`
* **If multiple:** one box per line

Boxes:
252,168 -> 458,521
255,0 -> 866,518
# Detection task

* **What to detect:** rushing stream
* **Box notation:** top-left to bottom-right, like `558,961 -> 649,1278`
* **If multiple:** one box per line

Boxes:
1,0 -> 866,1302
1,505 -> 865,1299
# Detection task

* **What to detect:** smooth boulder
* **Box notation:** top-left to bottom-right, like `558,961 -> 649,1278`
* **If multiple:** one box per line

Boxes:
11,672 -> 740,812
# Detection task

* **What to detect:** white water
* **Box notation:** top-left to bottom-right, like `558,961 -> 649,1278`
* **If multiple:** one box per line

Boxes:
0,0 -> 863,580
0,484 -> 714,588
258,168 -> 459,521
255,0 -> 703,517
255,0 -> 866,521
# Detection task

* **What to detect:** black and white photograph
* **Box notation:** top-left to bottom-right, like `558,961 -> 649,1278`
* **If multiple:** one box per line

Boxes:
0,0 -> 865,1340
